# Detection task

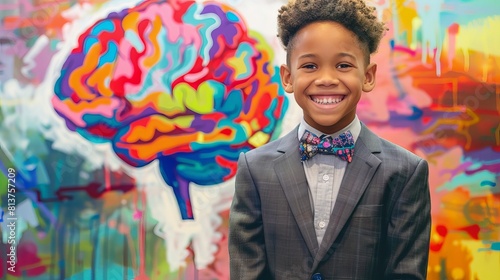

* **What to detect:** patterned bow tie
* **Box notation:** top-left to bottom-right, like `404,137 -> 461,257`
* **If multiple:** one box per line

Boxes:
299,130 -> 355,162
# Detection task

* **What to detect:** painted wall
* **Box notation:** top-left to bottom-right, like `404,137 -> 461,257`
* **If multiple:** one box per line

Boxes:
0,0 -> 498,279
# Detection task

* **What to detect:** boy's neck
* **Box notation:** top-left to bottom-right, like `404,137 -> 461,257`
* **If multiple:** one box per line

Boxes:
298,116 -> 361,141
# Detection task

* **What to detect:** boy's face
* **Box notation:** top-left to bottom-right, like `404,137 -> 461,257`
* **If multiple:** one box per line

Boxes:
280,21 -> 377,134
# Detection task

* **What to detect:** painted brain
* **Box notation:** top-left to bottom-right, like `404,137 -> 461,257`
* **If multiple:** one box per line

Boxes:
52,0 -> 288,219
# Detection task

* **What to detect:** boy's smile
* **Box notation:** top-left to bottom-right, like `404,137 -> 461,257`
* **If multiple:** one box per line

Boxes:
280,21 -> 377,134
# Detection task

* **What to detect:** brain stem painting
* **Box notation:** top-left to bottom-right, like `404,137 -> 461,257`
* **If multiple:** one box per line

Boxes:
52,0 -> 288,221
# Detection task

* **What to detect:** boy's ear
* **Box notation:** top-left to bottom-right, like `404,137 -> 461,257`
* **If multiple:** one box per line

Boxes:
280,64 -> 293,93
362,63 -> 377,92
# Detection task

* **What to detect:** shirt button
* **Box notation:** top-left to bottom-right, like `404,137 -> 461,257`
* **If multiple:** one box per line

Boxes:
319,221 -> 326,228
322,174 -> 329,181
312,273 -> 324,280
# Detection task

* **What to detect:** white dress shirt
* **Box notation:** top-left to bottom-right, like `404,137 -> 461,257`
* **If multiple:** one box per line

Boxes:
297,116 -> 361,246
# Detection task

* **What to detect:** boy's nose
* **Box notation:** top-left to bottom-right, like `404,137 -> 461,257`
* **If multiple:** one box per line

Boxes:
314,72 -> 339,86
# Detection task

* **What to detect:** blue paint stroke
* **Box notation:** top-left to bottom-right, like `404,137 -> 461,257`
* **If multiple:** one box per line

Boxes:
480,180 -> 497,187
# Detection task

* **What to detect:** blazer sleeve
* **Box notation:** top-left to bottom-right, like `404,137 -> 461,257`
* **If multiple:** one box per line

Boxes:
228,152 -> 270,279
385,158 -> 431,279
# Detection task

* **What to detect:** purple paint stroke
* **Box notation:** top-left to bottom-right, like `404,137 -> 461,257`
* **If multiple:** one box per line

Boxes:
18,182 -> 58,226
57,54 -> 86,98
241,80 -> 260,115
108,9 -> 130,20
464,147 -> 500,162
262,61 -> 269,75
465,162 -> 500,175
190,117 -> 216,134
244,79 -> 259,106
119,106 -> 158,127
214,63 -> 235,85
201,5 -> 239,57
439,161 -> 474,178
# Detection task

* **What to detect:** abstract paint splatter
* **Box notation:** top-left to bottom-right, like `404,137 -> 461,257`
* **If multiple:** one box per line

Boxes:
1,0 -> 499,279
52,0 -> 288,220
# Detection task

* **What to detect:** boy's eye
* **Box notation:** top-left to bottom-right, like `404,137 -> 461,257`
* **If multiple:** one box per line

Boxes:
301,64 -> 317,69
337,63 -> 352,69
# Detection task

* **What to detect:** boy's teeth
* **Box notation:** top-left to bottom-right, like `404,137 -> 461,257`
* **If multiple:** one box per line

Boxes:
312,97 -> 342,104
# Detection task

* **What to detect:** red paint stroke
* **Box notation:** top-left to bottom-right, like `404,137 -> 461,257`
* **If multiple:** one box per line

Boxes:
422,116 -> 433,125
456,224 -> 480,240
437,225 -> 448,236
448,23 -> 460,35
0,241 -> 46,278
392,45 -> 417,56
28,182 -> 136,202
215,155 -> 238,181
430,225 -> 447,252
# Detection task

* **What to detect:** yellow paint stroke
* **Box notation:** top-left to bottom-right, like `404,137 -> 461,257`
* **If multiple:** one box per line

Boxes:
248,131 -> 270,148
68,43 -> 102,100
157,90 -> 186,116
226,53 -> 250,80
125,115 -> 193,143
421,107 -> 479,150
249,30 -> 273,61
196,131 -> 205,143
173,82 -> 214,114
460,240 -> 500,280
87,62 -> 113,97
250,118 -> 261,131
143,15 -> 162,68
239,120 -> 252,137
392,0 -> 419,46
122,11 -> 140,33
63,95 -> 114,112
455,16 -> 500,56
455,16 -> 500,81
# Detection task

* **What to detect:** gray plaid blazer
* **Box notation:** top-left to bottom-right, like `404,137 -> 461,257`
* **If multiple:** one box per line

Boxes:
229,124 -> 431,280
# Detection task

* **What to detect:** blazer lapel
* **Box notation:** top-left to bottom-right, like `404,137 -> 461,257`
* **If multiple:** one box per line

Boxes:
274,127 -> 319,257
312,125 -> 382,268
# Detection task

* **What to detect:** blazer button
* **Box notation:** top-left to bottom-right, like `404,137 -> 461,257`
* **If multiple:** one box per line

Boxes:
311,272 -> 324,280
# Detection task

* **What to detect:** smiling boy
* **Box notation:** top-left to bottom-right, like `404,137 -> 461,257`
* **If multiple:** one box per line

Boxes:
229,0 -> 431,279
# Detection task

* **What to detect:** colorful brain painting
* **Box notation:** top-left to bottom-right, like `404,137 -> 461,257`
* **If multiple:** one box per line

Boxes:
52,0 -> 288,219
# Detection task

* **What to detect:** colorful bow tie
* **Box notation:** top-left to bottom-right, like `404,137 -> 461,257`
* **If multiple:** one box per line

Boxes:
299,130 -> 355,162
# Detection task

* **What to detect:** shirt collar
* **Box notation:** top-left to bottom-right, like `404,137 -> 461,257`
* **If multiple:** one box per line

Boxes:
298,115 -> 361,142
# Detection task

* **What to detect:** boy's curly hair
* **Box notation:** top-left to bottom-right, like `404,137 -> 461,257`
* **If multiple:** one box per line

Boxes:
277,0 -> 387,63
